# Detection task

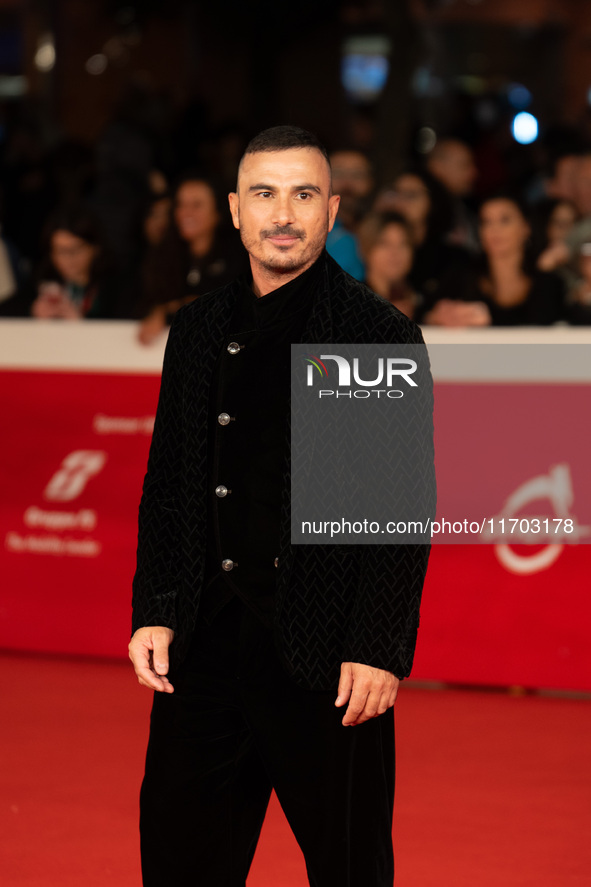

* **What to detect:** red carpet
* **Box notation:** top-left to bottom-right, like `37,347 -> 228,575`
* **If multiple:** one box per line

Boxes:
1,653 -> 590,886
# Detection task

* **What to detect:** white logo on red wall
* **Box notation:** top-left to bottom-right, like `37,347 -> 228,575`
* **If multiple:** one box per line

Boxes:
5,450 -> 107,559
493,464 -> 591,575
44,450 -> 107,502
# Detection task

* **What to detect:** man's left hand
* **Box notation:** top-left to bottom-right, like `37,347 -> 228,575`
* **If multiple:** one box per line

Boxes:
335,662 -> 400,726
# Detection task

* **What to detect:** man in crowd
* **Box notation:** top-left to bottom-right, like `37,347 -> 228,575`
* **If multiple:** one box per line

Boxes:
426,137 -> 479,251
129,125 -> 432,886
545,152 -> 581,204
326,148 -> 374,278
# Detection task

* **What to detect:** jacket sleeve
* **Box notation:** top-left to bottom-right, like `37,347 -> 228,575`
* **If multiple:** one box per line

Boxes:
342,304 -> 435,678
342,544 -> 431,678
131,314 -> 185,634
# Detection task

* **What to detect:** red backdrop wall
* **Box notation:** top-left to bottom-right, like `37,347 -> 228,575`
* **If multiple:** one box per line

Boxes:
1,368 -> 590,691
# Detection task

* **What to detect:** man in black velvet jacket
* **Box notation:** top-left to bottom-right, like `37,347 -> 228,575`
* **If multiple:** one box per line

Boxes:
130,126 -> 433,887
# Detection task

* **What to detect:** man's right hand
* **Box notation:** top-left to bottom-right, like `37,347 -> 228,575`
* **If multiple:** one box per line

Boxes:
129,626 -> 175,693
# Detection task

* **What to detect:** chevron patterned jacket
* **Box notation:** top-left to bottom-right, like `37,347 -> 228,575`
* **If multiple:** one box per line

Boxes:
132,251 -> 434,690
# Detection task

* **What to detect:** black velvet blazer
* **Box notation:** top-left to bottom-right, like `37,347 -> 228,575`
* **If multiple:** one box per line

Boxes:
132,252 -> 433,690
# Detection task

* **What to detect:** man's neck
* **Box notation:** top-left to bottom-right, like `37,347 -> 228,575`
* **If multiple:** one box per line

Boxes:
250,255 -> 319,298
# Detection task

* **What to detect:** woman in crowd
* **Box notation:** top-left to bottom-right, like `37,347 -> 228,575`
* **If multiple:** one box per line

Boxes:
358,212 -> 421,320
137,174 -> 245,344
530,197 -> 579,272
142,191 -> 173,249
30,210 -> 129,319
0,231 -> 27,317
374,167 -> 468,308
423,195 -> 566,326
566,241 -> 591,323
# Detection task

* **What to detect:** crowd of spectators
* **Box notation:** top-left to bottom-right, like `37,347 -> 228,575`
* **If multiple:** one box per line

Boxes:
2,111 -> 591,337
326,139 -> 591,326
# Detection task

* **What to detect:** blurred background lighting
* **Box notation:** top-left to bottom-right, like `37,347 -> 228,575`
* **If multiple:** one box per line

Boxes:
34,35 -> 56,73
341,36 -> 390,102
456,74 -> 486,96
511,111 -> 539,144
412,66 -> 445,98
416,126 -> 437,154
103,37 -> 127,62
115,5 -> 136,26
507,83 -> 532,110
85,54 -> 108,76
0,75 -> 27,98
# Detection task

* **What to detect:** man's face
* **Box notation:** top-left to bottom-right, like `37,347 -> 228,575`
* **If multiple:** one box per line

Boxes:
428,142 -> 477,197
329,151 -> 373,200
228,148 -> 339,277
547,155 -> 580,203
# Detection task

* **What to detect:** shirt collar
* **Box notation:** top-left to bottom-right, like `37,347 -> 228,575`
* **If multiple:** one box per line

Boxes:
240,250 -> 326,328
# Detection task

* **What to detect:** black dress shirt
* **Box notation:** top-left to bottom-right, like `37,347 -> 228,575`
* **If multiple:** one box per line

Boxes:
199,253 -> 324,627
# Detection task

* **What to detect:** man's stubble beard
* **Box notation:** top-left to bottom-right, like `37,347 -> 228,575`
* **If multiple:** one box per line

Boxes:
239,220 -> 329,276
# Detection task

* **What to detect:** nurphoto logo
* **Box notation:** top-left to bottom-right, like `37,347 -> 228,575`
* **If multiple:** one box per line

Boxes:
303,353 -> 418,398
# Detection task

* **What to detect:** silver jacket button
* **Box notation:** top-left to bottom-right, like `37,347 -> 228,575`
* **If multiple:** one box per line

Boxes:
221,558 -> 235,571
227,342 -> 241,355
215,484 -> 229,498
218,412 -> 232,426
274,557 -> 279,568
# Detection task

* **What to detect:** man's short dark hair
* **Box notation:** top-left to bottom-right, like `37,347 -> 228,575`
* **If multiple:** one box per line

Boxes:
242,125 -> 330,166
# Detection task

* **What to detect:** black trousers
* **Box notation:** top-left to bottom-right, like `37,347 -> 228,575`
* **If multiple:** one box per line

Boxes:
140,597 -> 395,887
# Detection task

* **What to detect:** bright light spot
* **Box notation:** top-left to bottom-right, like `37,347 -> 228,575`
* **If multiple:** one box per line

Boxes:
512,112 -> 538,145
34,36 -> 56,73
587,86 -> 591,106
416,127 -> 437,155
85,54 -> 108,76
507,83 -> 532,110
